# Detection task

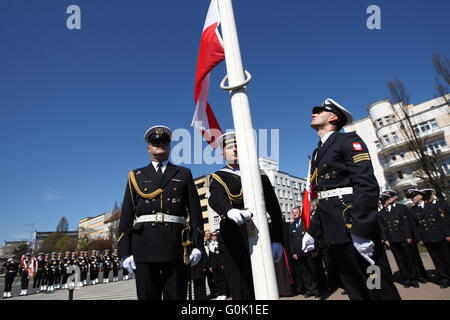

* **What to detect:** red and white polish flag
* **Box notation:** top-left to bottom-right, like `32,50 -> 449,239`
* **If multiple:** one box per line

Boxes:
192,0 -> 225,148
301,162 -> 317,229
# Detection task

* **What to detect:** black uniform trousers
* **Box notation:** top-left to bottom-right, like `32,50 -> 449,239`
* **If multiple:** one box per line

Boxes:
211,267 -> 228,296
33,271 -> 43,289
81,268 -> 88,281
135,260 -> 188,300
389,242 -> 416,283
424,241 -> 450,282
193,279 -> 207,300
205,269 -> 215,297
329,240 -> 400,300
20,272 -> 29,290
113,265 -> 119,277
103,266 -> 110,279
408,242 -> 427,279
4,273 -> 15,292
320,246 -> 342,291
61,269 -> 69,284
220,220 -> 255,300
54,269 -> 61,285
47,271 -> 54,286
296,253 -> 326,296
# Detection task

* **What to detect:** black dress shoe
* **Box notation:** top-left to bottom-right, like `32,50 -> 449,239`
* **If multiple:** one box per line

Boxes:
403,281 -> 411,288
304,292 -> 314,298
411,281 -> 419,288
417,277 -> 427,283
439,280 -> 449,288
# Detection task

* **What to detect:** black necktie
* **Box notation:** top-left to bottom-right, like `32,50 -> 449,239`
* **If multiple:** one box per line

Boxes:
318,140 -> 323,148
156,162 -> 163,180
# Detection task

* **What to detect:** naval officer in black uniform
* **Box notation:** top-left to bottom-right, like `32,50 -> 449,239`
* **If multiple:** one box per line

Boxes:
407,189 -> 450,288
302,98 -> 401,300
208,131 -> 284,300
117,125 -> 204,300
377,191 -> 418,288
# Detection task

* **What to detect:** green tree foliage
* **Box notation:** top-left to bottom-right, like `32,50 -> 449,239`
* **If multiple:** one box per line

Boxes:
12,243 -> 31,257
54,235 -> 77,253
38,232 -> 63,253
85,239 -> 114,252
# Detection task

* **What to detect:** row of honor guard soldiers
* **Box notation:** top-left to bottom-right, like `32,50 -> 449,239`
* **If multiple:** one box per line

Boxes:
378,188 -> 450,289
2,248 -> 129,298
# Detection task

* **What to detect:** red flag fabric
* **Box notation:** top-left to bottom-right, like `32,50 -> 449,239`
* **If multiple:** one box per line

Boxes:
301,163 -> 317,229
191,0 -> 224,148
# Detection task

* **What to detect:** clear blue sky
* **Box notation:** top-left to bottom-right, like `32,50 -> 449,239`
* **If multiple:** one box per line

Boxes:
1,0 -> 449,242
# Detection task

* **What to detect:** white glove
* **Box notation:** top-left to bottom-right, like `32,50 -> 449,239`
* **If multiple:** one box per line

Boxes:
271,242 -> 283,263
188,248 -> 202,266
122,255 -> 136,277
226,208 -> 252,225
302,232 -> 315,253
351,234 -> 375,265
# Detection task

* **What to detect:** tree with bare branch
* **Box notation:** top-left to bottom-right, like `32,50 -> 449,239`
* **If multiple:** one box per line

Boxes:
386,77 -> 449,201
432,53 -> 450,104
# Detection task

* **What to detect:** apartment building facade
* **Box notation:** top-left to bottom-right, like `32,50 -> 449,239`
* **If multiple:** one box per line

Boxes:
344,95 -> 450,200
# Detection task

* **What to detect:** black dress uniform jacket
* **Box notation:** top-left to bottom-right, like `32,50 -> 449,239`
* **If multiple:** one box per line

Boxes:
289,220 -> 310,258
377,203 -> 412,243
117,162 -> 204,263
208,169 -> 284,246
308,131 -> 380,244
409,202 -> 450,243
208,168 -> 283,299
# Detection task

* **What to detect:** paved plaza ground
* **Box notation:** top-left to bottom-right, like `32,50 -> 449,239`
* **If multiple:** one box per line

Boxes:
1,251 -> 449,300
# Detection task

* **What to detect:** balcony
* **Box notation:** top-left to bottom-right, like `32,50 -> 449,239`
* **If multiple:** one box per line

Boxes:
381,146 -> 450,171
378,127 -> 444,154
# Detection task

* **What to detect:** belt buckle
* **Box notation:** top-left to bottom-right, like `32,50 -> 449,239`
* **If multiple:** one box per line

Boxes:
155,212 -> 164,223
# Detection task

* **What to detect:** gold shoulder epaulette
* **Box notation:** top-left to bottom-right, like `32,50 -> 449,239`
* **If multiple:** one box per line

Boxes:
211,173 -> 243,204
116,232 -> 124,243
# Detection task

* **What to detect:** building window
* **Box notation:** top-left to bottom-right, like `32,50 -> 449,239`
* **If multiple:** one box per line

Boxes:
441,157 -> 450,174
398,150 -> 405,158
413,119 -> 437,135
397,170 -> 404,180
383,135 -> 391,145
392,132 -> 399,142
374,140 -> 381,150
424,137 -> 446,154
276,176 -> 280,185
386,174 -> 396,185
376,118 -> 383,127
384,116 -> 391,124
430,119 -> 438,128
390,153 -> 397,161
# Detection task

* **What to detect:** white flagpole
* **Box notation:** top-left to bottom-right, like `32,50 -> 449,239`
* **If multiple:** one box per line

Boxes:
217,0 -> 279,300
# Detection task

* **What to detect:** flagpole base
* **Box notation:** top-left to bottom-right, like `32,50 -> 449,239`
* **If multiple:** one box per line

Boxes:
220,70 -> 252,91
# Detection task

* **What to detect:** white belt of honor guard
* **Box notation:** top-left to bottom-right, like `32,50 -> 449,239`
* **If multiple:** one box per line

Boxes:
317,187 -> 353,200
134,213 -> 186,225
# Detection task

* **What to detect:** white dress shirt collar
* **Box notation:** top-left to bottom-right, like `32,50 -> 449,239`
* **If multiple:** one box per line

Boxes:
320,131 -> 336,145
151,160 -> 169,173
